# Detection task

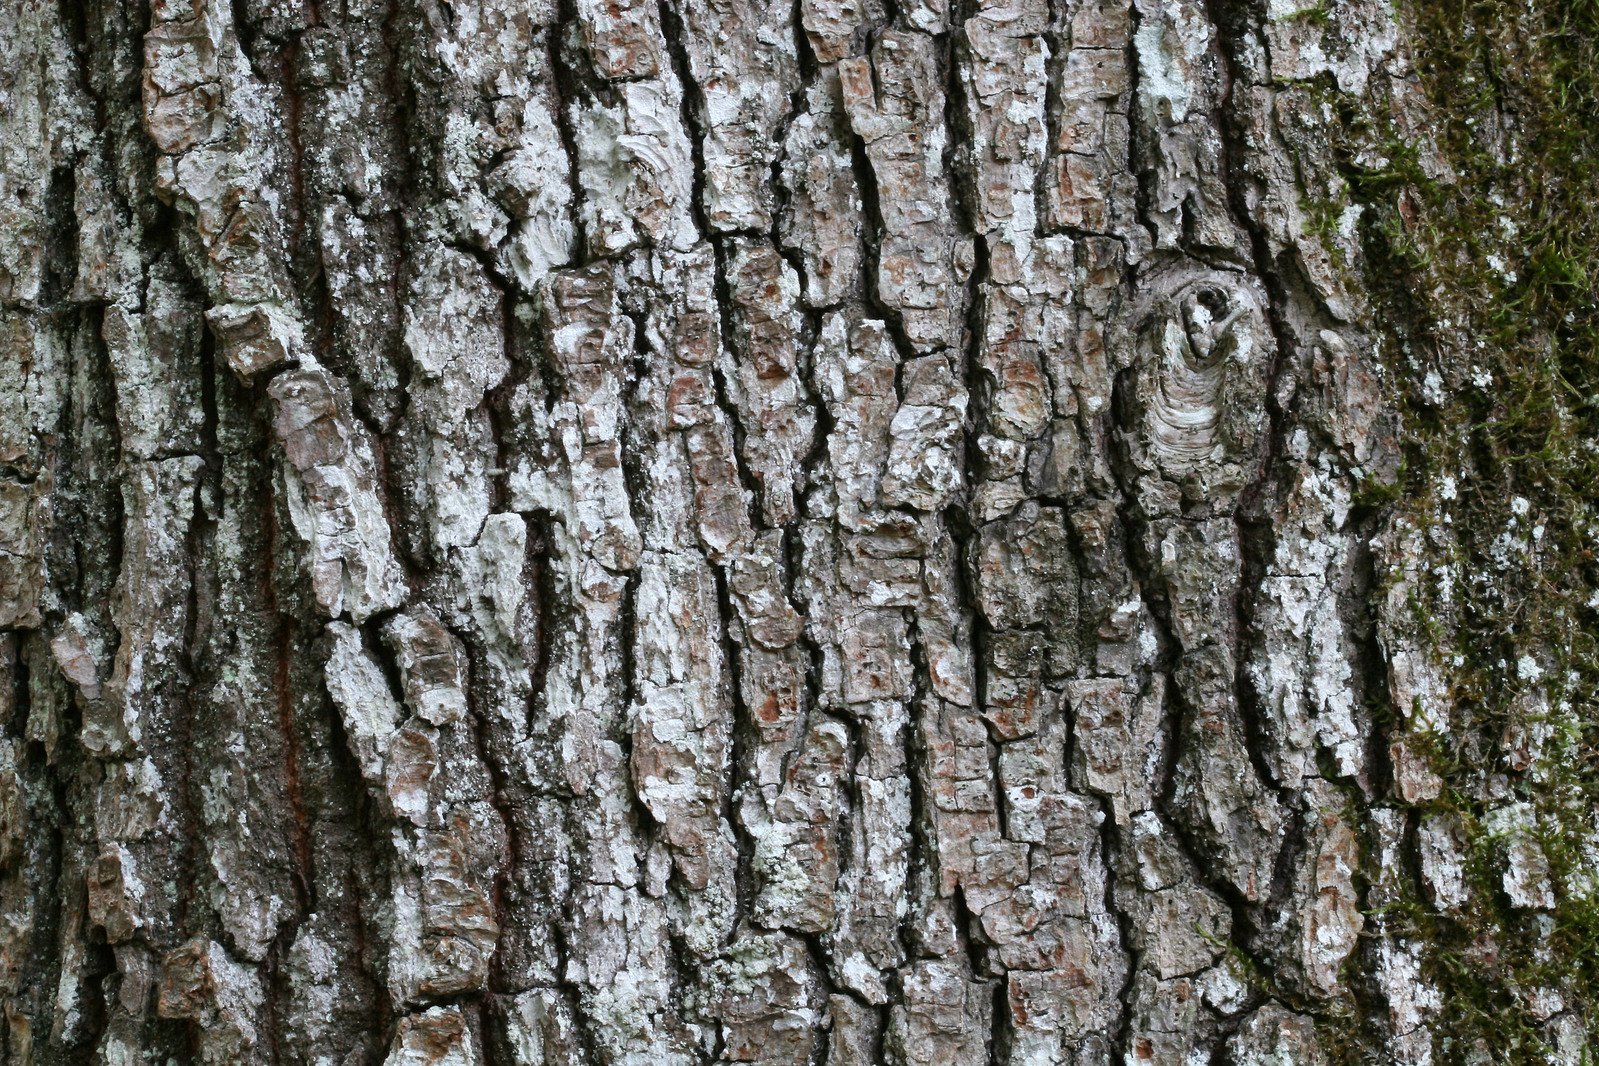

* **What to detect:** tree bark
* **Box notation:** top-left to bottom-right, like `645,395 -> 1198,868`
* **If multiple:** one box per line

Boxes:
1,0 -> 1593,1062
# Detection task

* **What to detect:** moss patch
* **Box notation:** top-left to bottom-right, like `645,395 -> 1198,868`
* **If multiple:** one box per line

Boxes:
1336,0 -> 1599,1058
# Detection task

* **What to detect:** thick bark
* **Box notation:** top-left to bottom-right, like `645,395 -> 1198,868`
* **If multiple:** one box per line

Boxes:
0,0 -> 1593,1062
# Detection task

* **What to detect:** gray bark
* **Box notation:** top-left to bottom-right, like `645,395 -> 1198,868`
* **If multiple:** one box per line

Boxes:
0,0 -> 1589,1062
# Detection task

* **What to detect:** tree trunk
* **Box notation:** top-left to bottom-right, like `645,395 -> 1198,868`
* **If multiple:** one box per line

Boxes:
1,0 -> 1594,1061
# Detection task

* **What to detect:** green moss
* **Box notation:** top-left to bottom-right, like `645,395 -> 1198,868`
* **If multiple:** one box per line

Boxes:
1338,0 -> 1599,1057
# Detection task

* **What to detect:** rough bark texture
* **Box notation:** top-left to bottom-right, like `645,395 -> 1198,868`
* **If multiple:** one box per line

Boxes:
1,0 -> 1595,1062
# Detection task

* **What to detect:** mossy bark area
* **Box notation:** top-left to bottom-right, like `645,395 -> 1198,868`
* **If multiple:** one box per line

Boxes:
1338,1 -> 1599,1061
0,0 -> 1592,1063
